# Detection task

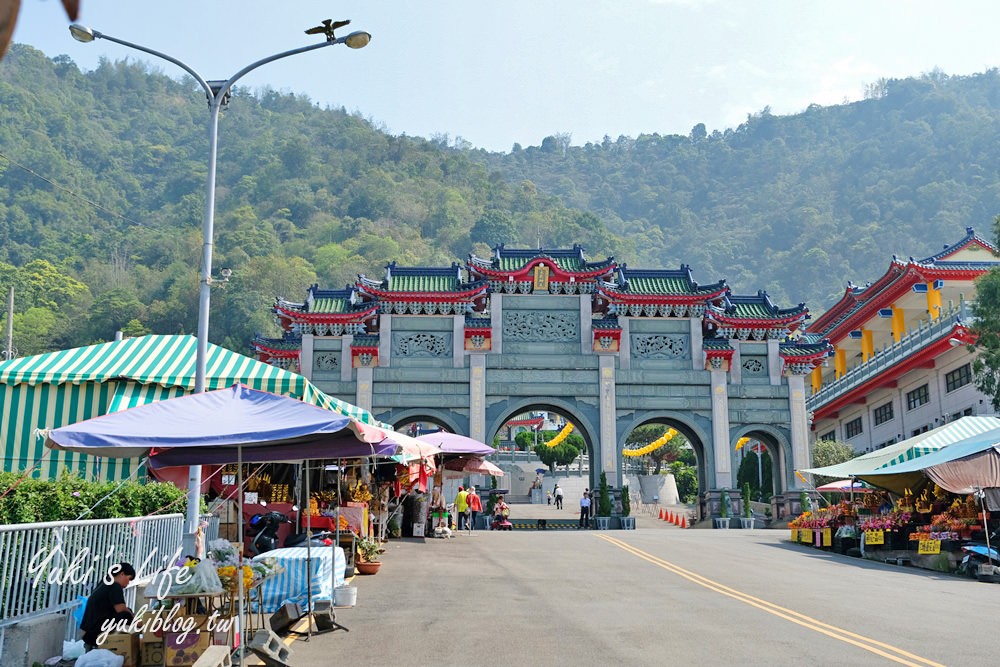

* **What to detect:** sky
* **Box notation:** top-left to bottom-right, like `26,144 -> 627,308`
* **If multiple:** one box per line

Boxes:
9,1 -> 1000,153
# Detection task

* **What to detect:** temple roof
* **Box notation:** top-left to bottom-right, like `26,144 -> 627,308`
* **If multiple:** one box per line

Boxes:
468,244 -> 616,276
351,334 -> 379,348
601,265 -> 728,298
706,291 -> 808,326
357,262 -> 488,296
809,226 -> 999,337
702,338 -> 734,351
592,318 -> 622,331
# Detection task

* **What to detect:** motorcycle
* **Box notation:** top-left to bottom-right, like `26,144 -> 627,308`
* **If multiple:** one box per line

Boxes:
246,511 -> 335,555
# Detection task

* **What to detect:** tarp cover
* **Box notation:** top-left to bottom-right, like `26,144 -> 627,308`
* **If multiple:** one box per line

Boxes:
416,431 -> 495,455
45,384 -> 390,462
803,416 -> 1000,478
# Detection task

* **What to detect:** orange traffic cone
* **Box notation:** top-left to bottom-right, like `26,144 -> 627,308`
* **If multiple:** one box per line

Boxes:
658,509 -> 664,520
680,515 -> 688,528
673,513 -> 679,525
667,510 -> 673,523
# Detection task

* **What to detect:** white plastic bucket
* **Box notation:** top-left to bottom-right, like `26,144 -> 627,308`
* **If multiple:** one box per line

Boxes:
334,586 -> 357,607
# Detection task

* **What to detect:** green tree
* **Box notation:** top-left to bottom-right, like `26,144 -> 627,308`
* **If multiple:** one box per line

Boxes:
533,440 -> 580,470
469,208 -> 517,247
597,472 -> 612,516
736,450 -> 773,502
810,439 -> 857,486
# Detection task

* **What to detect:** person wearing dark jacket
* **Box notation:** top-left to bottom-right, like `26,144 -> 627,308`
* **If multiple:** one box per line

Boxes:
80,562 -> 136,650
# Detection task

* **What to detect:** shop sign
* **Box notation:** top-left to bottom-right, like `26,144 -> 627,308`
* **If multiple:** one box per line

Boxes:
918,539 -> 941,555
865,529 -> 884,545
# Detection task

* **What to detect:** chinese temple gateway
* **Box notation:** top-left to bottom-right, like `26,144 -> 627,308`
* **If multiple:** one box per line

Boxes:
256,245 -> 832,518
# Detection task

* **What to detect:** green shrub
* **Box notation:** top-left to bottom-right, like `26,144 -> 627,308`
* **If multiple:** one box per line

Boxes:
597,472 -> 612,516
621,484 -> 631,517
0,471 -> 190,524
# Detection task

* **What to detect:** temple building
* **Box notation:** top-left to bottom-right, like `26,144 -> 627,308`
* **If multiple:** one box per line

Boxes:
256,245 -> 831,518
806,227 -> 995,454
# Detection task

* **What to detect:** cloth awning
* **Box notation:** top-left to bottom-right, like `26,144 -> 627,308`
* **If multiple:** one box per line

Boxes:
815,479 -> 871,493
0,335 -> 383,480
802,416 -> 1000,479
416,431 -> 495,456
859,425 -> 1000,494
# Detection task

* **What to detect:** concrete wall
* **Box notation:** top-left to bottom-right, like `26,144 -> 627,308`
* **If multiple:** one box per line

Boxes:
0,613 -> 67,667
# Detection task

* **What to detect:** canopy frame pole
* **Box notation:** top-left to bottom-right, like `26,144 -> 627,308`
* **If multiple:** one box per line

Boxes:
305,459 -> 313,640
975,486 -> 994,571
236,447 -> 244,667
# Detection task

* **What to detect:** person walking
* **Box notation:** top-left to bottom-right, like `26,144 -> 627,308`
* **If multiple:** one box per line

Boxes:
578,491 -> 591,529
466,486 -> 482,531
454,486 -> 469,530
554,483 -> 564,509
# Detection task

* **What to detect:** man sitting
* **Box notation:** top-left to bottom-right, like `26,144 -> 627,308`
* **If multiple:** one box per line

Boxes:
80,562 -> 136,651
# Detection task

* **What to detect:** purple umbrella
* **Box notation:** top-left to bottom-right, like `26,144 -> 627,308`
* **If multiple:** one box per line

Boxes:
416,431 -> 495,456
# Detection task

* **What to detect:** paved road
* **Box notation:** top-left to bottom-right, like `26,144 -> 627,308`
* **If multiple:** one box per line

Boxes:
280,513 -> 995,667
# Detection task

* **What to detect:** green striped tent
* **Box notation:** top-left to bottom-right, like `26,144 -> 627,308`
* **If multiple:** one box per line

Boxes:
0,335 -> 379,481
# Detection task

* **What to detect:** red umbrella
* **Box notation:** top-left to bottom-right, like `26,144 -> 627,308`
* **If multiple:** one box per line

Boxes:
443,456 -> 504,477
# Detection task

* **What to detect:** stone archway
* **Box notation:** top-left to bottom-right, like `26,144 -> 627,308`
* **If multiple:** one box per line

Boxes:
731,424 -> 794,519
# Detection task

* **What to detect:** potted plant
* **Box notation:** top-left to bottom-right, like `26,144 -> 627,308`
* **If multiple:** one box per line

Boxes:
740,482 -> 755,529
596,472 -> 613,529
620,484 -> 635,529
715,488 -> 731,528
355,536 -> 383,575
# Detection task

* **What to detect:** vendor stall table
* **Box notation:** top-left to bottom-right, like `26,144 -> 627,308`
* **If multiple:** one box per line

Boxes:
252,546 -> 345,613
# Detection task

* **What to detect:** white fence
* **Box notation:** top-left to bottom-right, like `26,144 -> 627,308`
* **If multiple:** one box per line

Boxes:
0,513 -> 185,631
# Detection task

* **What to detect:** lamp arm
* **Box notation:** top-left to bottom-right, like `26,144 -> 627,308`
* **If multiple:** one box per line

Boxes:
93,31 -> 213,98
215,40 -> 339,104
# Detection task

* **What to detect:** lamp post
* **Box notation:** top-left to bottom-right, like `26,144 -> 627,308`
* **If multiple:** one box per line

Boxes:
69,22 -> 371,543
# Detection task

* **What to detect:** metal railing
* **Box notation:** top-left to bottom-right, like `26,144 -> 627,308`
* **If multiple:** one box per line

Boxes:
807,305 -> 970,410
0,513 -> 185,631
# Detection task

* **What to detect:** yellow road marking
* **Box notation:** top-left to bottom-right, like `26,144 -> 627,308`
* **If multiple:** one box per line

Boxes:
597,534 -> 946,667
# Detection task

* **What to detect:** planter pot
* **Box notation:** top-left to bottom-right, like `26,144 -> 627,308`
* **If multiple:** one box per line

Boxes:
619,516 -> 636,530
739,517 -> 755,529
595,516 -> 610,530
714,517 -> 731,529
356,561 -> 382,575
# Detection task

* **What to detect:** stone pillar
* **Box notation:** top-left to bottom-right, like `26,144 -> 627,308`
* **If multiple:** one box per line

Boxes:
379,314 -> 392,368
580,293 -> 592,355
599,355 -> 618,487
768,338 -> 781,385
619,317 -> 631,370
710,369 -> 731,489
788,373 -> 810,489
689,317 -> 702,371
491,294 -> 503,354
356,366 -> 373,412
300,333 -> 314,381
469,354 -> 487,444
340,334 -> 353,382
453,314 -> 465,368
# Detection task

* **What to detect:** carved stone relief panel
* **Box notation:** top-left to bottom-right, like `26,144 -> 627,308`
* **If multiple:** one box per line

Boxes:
314,351 -> 339,371
741,356 -> 768,377
392,332 -> 450,357
630,334 -> 690,359
502,311 -> 578,342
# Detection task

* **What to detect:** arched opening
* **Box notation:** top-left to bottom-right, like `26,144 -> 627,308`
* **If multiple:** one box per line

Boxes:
621,418 -> 705,511
488,402 -> 599,502
732,427 -> 790,520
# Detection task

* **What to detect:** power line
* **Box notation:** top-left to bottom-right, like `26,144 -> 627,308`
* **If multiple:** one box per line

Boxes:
0,149 -> 150,228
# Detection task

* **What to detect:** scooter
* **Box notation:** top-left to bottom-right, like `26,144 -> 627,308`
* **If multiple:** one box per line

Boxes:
247,511 -> 293,555
491,506 -> 513,531
247,511 -> 336,555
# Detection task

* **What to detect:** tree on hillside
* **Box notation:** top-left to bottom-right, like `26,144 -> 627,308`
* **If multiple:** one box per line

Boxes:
470,208 -> 517,247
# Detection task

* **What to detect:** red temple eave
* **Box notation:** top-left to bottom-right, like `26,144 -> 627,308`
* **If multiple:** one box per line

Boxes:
706,313 -> 807,328
810,334 -> 962,421
351,344 -> 379,354
464,327 -> 492,337
705,348 -> 735,361
596,286 -> 727,305
274,303 -> 378,323
356,284 -> 488,302
472,258 -> 612,282
254,344 -> 300,359
818,265 -> 987,340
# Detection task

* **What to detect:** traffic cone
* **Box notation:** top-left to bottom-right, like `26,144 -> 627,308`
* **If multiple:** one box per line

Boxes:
680,515 -> 688,528
659,509 -> 664,520
667,510 -> 673,523
673,513 -> 679,525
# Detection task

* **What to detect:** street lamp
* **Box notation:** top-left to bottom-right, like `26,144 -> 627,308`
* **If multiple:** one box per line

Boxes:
69,21 -> 371,541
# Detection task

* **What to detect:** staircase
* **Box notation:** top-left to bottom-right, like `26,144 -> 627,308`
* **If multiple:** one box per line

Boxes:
504,494 -> 532,504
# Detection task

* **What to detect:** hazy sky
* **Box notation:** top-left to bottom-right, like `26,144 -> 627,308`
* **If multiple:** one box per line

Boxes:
10,1 -> 1000,153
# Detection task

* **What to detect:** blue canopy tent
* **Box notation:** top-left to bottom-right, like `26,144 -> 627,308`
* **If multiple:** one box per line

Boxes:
44,384 -> 440,647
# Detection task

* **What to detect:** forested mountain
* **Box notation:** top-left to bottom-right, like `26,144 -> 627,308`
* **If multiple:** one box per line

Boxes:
2,44 -> 1000,356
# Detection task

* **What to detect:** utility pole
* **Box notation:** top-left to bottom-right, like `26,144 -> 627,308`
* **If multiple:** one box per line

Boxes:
3,286 -> 13,361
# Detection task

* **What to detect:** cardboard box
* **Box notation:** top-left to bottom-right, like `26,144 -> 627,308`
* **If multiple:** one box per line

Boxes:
101,632 -> 140,667
140,635 -> 165,666
163,629 -> 211,667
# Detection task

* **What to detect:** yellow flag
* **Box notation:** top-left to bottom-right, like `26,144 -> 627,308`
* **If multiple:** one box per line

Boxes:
735,437 -> 750,451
